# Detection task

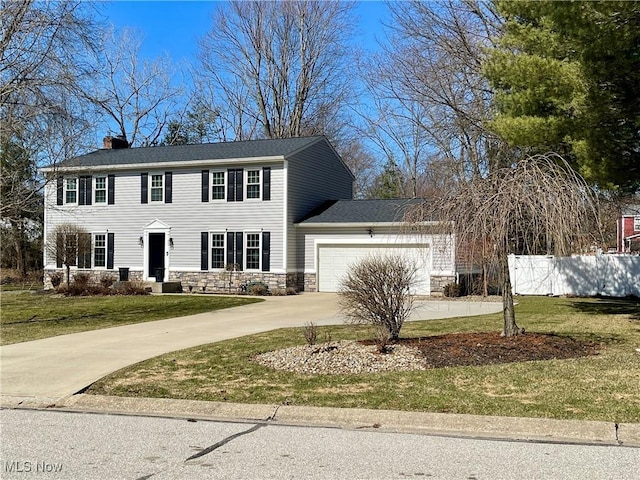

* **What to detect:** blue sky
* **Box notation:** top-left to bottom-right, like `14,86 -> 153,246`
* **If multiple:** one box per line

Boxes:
101,1 -> 390,63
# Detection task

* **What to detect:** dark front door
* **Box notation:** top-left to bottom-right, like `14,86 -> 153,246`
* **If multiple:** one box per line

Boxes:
148,233 -> 165,278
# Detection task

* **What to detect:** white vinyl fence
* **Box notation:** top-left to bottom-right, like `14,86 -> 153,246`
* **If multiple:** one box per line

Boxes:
508,254 -> 640,297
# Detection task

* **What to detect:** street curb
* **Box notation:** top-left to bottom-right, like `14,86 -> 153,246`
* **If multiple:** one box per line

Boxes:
4,394 -> 638,447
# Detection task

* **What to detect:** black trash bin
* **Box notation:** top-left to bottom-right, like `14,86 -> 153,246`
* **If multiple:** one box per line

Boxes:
154,267 -> 165,282
118,267 -> 130,282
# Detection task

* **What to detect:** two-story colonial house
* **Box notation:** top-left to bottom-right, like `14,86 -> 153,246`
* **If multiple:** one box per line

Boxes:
42,136 -> 455,294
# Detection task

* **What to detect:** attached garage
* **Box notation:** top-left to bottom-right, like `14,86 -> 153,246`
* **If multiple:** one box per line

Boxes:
296,199 -> 456,295
317,243 -> 431,295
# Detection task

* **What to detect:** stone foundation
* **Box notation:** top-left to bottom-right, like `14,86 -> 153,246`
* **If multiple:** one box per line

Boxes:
43,269 -> 144,290
170,271 -> 306,294
304,273 -> 317,292
430,275 -> 456,294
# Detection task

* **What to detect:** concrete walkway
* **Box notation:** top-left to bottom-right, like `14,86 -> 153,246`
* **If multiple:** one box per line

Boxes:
0,294 -> 501,404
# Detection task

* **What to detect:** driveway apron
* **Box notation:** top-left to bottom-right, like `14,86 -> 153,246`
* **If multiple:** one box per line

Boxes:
0,294 -> 501,403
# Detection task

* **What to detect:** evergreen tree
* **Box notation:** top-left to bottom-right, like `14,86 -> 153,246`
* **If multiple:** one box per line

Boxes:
485,0 -> 640,192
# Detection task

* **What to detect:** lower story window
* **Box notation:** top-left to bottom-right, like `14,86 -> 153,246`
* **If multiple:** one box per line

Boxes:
94,234 -> 106,267
211,233 -> 225,269
246,233 -> 260,270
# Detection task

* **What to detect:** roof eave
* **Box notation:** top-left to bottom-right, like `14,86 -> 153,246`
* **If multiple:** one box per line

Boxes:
40,155 -> 286,173
294,221 -> 441,228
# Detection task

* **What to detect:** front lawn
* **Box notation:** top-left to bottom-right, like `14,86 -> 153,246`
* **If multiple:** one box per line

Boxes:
86,296 -> 640,422
0,292 -> 263,345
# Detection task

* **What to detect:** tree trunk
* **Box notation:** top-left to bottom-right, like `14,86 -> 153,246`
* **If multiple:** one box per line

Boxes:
499,254 -> 521,336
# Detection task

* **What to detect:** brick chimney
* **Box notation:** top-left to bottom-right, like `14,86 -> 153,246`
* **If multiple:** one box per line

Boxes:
103,135 -> 129,149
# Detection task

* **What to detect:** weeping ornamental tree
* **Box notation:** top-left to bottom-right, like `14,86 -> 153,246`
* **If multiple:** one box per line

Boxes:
431,153 -> 601,336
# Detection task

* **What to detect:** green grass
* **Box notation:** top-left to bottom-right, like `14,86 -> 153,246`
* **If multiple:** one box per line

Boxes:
0,292 -> 263,345
87,296 -> 640,422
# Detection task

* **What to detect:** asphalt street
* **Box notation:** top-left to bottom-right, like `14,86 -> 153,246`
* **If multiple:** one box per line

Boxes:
1,409 -> 638,480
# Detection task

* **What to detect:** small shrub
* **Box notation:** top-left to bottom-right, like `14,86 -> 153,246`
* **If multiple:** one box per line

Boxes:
286,287 -> 299,295
100,276 -> 115,289
339,253 -> 417,341
113,280 -> 149,296
272,288 -> 287,296
443,283 -> 461,297
49,272 -> 63,288
247,281 -> 270,296
303,322 -> 318,345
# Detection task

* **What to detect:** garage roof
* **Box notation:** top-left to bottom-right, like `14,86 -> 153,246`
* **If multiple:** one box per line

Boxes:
298,198 -> 425,225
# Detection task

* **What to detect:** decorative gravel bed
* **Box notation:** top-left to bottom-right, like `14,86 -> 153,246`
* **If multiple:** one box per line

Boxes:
254,341 -> 428,375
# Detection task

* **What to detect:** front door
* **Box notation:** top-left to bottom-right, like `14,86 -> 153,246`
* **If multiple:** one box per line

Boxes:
148,233 -> 165,279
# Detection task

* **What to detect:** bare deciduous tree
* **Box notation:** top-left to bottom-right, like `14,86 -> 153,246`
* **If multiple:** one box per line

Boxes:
339,254 -> 418,342
196,0 -> 355,140
1,0 -> 100,275
81,28 -> 184,146
360,0 -> 506,197
418,153 -> 602,336
46,223 -> 91,286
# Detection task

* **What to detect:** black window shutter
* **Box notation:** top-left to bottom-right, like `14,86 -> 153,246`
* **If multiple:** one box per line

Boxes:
108,175 -> 115,204
165,172 -> 172,203
78,177 -> 85,205
226,232 -> 235,268
235,232 -> 243,271
107,233 -> 114,269
141,173 -> 148,204
79,176 -> 92,205
201,170 -> 209,202
201,232 -> 209,270
227,169 -> 235,202
235,169 -> 243,201
78,233 -> 92,268
57,177 -> 63,205
56,233 -> 63,268
263,167 -> 271,201
262,231 -> 270,272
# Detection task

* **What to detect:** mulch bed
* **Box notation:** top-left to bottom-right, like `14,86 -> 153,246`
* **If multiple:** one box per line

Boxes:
361,332 -> 600,368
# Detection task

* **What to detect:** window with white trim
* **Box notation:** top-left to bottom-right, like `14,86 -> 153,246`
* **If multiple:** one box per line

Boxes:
245,233 -> 260,270
211,233 -> 225,269
150,174 -> 163,202
211,171 -> 225,200
94,177 -> 107,204
246,170 -> 260,199
634,216 -> 640,232
94,233 -> 106,267
65,178 -> 77,204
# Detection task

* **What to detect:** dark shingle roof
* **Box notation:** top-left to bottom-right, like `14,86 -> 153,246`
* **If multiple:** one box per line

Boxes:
298,198 -> 425,224
55,136 -> 325,169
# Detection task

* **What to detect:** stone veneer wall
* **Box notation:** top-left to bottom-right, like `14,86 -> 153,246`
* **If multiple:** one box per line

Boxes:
43,268 -> 144,290
430,275 -> 456,295
303,273 -> 317,292
170,271 -> 305,293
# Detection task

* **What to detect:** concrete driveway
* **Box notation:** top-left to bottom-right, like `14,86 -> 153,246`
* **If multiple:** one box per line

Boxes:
0,293 -> 502,406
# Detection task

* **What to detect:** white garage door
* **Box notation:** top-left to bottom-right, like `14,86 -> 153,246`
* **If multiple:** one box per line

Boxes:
317,244 -> 431,295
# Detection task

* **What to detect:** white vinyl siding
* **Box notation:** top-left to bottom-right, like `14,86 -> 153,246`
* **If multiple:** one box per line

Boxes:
44,165 -> 285,273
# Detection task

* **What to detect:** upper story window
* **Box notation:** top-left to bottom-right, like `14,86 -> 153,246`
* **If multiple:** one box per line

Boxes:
211,171 -> 226,200
246,170 -> 261,199
151,174 -> 163,202
65,178 -> 77,204
94,177 -> 107,204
